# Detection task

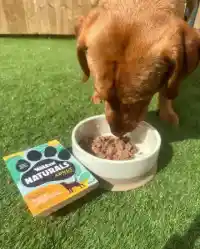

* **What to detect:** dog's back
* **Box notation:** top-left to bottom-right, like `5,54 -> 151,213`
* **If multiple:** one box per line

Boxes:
94,0 -> 185,17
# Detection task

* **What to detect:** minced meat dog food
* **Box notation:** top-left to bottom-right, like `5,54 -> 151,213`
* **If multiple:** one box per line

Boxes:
80,135 -> 138,160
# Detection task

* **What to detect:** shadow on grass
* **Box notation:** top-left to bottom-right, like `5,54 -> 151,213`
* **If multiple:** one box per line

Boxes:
145,68 -> 200,172
163,215 -> 200,249
52,188 -> 107,217
146,111 -> 174,172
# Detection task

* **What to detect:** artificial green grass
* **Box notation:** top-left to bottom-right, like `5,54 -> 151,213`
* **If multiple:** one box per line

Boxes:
0,37 -> 200,249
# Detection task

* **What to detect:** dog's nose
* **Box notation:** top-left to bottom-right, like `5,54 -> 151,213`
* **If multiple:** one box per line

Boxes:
110,122 -> 138,137
111,130 -> 125,137
109,124 -> 125,137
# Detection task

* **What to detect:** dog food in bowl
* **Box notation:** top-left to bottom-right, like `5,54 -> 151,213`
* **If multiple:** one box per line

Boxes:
80,135 -> 138,160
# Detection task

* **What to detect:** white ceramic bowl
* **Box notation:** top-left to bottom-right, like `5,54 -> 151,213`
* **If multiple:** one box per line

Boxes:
72,115 -> 161,190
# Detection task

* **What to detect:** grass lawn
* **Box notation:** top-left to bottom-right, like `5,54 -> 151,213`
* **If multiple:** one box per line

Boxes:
0,37 -> 200,249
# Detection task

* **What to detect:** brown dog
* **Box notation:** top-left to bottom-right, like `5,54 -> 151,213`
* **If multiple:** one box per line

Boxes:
75,0 -> 200,136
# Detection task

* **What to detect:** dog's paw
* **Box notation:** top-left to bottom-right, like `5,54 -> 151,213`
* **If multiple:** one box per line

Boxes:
158,109 -> 179,126
91,92 -> 102,104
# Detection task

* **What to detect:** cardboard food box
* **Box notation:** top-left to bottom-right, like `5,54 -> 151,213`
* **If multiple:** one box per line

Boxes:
3,140 -> 98,216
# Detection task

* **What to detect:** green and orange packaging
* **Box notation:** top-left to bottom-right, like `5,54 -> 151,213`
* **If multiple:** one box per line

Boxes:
3,140 -> 98,216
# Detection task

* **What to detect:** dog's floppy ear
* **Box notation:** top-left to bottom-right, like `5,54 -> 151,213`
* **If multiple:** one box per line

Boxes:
75,16 -> 90,83
74,16 -> 85,38
163,21 -> 200,99
75,10 -> 100,83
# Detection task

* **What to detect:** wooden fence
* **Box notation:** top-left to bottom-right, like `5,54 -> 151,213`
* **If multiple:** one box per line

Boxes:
0,0 -> 96,35
0,0 -> 199,35
194,3 -> 200,28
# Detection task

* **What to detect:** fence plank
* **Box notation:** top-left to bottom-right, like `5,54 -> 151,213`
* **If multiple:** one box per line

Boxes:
194,3 -> 200,28
23,0 -> 37,34
1,0 -> 28,34
0,0 -> 8,33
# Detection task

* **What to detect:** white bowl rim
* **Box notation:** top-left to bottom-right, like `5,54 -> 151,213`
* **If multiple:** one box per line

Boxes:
71,114 -> 161,164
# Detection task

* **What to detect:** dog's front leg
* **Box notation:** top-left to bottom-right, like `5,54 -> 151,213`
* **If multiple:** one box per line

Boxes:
158,90 -> 179,126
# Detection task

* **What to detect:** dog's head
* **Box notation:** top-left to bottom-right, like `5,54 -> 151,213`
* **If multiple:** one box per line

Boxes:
75,14 -> 200,136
